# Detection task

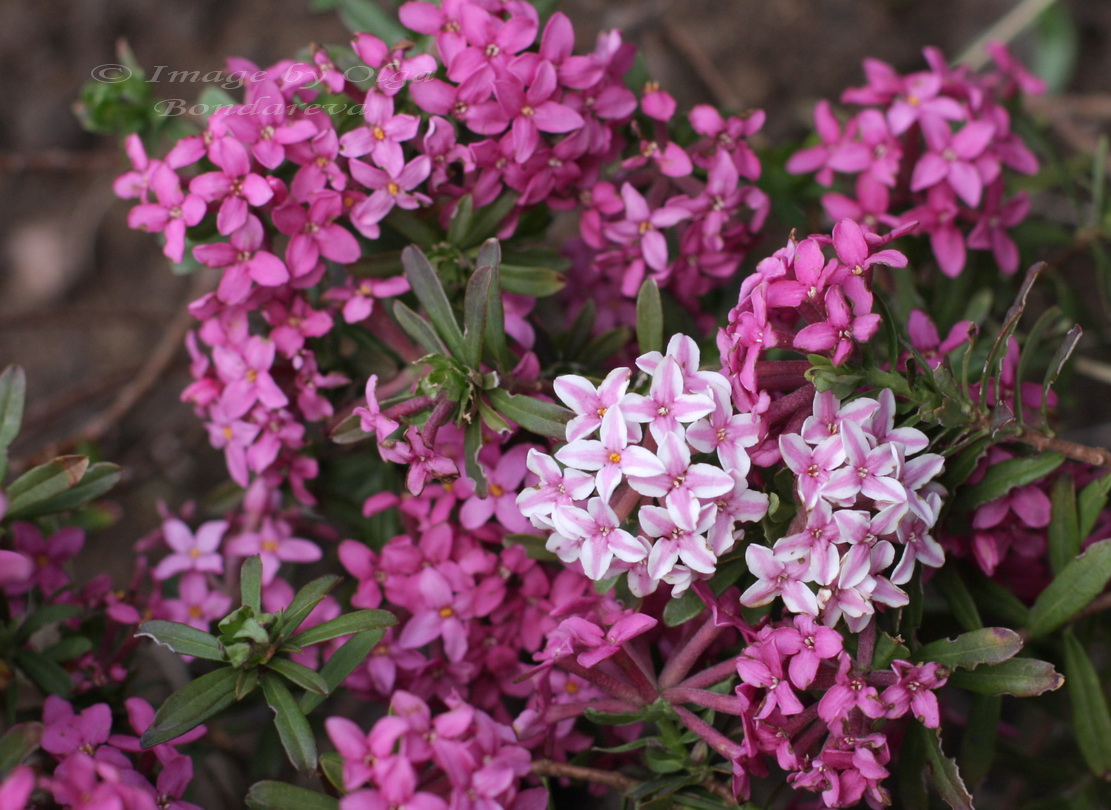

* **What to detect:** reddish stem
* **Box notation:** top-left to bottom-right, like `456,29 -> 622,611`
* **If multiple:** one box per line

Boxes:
665,686 -> 748,715
614,648 -> 658,703
556,658 -> 645,705
677,656 -> 741,691
659,613 -> 721,690
542,698 -> 640,725
672,704 -> 744,761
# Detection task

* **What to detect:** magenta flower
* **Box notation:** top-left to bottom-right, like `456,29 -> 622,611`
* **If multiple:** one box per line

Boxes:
349,153 -> 433,238
272,191 -> 361,277
0,766 -> 33,810
881,660 -> 947,726
817,656 -> 885,723
340,92 -> 421,169
394,426 -> 459,496
189,136 -> 274,234
603,184 -> 691,295
10,522 -> 83,594
152,518 -> 227,580
222,82 -> 318,169
560,611 -> 657,668
793,285 -> 881,366
213,336 -> 289,419
194,215 -> 290,304
163,571 -> 234,631
225,517 -> 322,584
126,163 -> 206,263
489,61 -> 584,163
911,117 -> 996,207
458,443 -> 533,533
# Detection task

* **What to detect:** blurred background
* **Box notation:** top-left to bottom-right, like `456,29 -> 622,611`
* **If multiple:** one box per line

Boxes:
0,0 -> 1108,562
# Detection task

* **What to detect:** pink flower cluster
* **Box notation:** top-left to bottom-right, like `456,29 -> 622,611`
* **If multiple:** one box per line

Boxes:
325,690 -> 546,810
520,334 -> 770,595
787,44 -> 1043,277
734,615 -> 947,808
28,695 -> 203,810
741,389 -> 945,630
718,219 -> 905,398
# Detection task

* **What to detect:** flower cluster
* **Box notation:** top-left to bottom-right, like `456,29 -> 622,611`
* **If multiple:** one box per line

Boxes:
325,690 -> 546,810
519,334 -> 770,596
735,616 -> 948,808
717,219 -> 906,398
787,44 -> 1043,276
741,389 -> 945,630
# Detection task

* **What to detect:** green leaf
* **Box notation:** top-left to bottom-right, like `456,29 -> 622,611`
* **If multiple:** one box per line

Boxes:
502,532 -> 559,562
337,0 -> 408,42
41,636 -> 93,663
498,263 -> 566,297
1042,325 -> 1082,422
278,576 -> 342,639
462,191 -> 518,249
319,751 -> 347,794
872,632 -> 911,671
1062,628 -> 1111,778
236,668 -> 260,701
300,629 -> 386,714
979,262 -> 1044,401
916,722 -> 973,810
13,462 -> 121,519
462,264 -> 492,369
662,589 -> 705,627
1078,472 -> 1111,541
261,673 -> 318,773
582,326 -> 633,366
463,418 -> 487,499
636,278 -> 664,356
136,620 -> 225,662
402,246 -> 466,359
5,456 -> 90,519
967,568 -> 1031,626
947,657 -> 1065,697
393,301 -> 450,356
0,365 -> 26,477
1033,2 -> 1079,94
932,566 -> 983,632
13,649 -> 73,698
246,780 -> 339,810
330,413 -> 372,445
952,452 -> 1065,513
287,610 -> 397,649
478,243 -> 511,373
958,694 -> 1000,787
1048,473 -> 1080,574
447,194 -> 474,246
0,722 -> 42,773
240,556 -> 263,613
266,656 -> 329,697
486,389 -> 572,439
1028,537 -> 1111,637
915,628 -> 1023,670
141,666 -> 239,748
16,604 -> 83,643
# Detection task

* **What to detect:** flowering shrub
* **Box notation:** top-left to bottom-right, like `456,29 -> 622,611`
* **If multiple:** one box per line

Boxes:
5,1 -> 1111,808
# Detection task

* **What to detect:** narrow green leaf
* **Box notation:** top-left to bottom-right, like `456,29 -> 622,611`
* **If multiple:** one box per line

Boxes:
872,632 -> 911,671
979,262 -> 1044,402
947,657 -> 1064,697
916,722 -> 974,810
319,752 -> 347,794
447,194 -> 474,245
462,191 -> 518,249
402,246 -> 466,359
915,628 -> 1023,671
486,389 -> 572,440
236,668 -> 259,701
141,667 -> 239,748
952,452 -> 1065,512
480,244 -> 511,373
938,433 -> 992,492
1042,324 -> 1082,424
261,673 -> 317,773
300,629 -> 386,714
0,365 -> 26,457
464,418 -> 487,499
13,650 -> 73,698
393,301 -> 449,356
16,604 -> 83,643
278,575 -> 342,639
266,657 -> 329,697
287,610 -> 397,649
41,636 -> 93,663
967,568 -> 1031,626
581,326 -> 633,365
0,722 -> 42,773
895,716 -> 930,810
13,462 -> 121,519
1047,473 -> 1080,574
337,0 -> 408,41
5,456 -> 90,519
662,589 -> 704,627
562,300 -> 595,359
330,413 -> 372,445
1078,472 -> 1111,541
636,278 -> 663,356
498,263 -> 566,297
958,694 -> 1000,787
137,620 -> 225,662
246,780 -> 339,810
240,556 -> 263,613
932,566 -> 983,631
462,264 -> 492,369
1028,537 -> 1111,637
502,533 -> 559,562
1062,628 -> 1111,778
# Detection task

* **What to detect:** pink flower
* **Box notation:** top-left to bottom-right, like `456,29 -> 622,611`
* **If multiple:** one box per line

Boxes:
152,518 -> 227,580
189,136 -> 274,234
193,216 -> 289,305
163,572 -> 233,631
126,164 -> 206,263
551,497 -> 645,579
